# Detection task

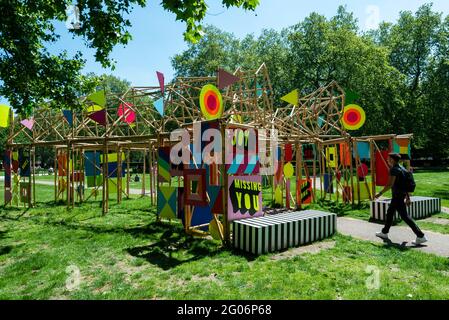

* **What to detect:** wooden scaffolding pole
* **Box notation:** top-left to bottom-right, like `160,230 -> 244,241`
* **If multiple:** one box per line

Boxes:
66,142 -> 70,208
32,146 -> 36,207
54,148 -> 57,203
149,143 -> 153,206
142,148 -> 146,197
126,148 -> 130,199
221,121 -> 230,245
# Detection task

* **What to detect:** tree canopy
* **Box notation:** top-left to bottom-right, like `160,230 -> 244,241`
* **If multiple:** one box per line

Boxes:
171,4 -> 449,160
0,0 -> 259,116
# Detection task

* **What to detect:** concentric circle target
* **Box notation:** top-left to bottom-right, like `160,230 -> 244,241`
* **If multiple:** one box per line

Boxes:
342,104 -> 366,130
199,84 -> 223,120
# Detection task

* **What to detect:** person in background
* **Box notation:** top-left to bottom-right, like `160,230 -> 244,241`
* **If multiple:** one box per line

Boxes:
357,159 -> 369,182
374,153 -> 427,245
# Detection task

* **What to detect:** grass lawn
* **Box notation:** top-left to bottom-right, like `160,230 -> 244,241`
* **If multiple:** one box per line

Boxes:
1,170 -> 449,299
1,180 -> 449,299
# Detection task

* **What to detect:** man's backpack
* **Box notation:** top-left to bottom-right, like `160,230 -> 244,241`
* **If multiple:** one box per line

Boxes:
400,166 -> 416,193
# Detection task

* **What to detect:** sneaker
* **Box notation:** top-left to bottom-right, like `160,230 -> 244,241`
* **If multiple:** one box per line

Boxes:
412,236 -> 428,245
376,232 -> 389,240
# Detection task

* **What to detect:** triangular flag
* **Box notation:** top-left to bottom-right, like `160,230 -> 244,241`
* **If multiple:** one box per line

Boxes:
87,90 -> 106,107
117,103 -> 136,124
20,118 -> 34,130
280,89 -> 299,106
156,71 -> 164,94
318,115 -> 325,128
0,104 -> 12,128
154,97 -> 164,116
256,83 -> 263,97
218,68 -> 240,90
88,109 -> 106,126
62,110 -> 73,126
85,104 -> 103,112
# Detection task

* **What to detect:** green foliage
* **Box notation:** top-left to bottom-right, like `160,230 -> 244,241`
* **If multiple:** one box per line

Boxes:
371,4 -> 449,158
172,25 -> 241,76
171,5 -> 449,160
0,0 -> 259,116
93,73 -> 131,94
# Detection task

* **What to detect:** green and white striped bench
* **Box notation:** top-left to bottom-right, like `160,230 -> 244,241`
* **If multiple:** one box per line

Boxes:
370,196 -> 441,222
232,210 -> 337,255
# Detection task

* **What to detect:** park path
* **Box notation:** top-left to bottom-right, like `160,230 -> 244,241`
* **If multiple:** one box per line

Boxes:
337,217 -> 449,258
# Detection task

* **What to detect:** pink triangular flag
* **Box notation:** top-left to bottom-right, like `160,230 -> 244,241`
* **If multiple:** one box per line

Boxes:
88,109 -> 106,126
218,68 -> 240,90
118,103 -> 136,124
156,71 -> 164,94
20,118 -> 35,130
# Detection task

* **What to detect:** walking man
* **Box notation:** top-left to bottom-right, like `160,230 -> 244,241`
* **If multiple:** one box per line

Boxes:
374,153 -> 427,245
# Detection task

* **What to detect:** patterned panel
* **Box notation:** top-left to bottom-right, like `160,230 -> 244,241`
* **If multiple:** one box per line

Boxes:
227,175 -> 263,221
233,210 -> 337,255
370,197 -> 441,222
157,147 -> 171,183
225,126 -> 259,175
157,186 -> 177,220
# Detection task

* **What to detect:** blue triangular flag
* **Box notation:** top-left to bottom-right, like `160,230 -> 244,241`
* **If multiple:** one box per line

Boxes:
63,110 -> 73,126
154,97 -> 164,116
318,115 -> 325,127
256,83 -> 263,97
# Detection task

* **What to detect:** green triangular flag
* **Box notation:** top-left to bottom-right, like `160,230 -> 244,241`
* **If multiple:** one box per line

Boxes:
280,89 -> 299,106
87,90 -> 106,107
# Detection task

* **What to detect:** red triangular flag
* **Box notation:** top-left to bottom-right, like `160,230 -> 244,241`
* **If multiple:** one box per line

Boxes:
88,109 -> 106,126
156,71 -> 164,94
218,68 -> 240,90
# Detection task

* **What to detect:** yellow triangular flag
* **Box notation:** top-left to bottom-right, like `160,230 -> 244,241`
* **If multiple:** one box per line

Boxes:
275,186 -> 283,205
87,90 -> 106,107
85,104 -> 104,113
0,104 -> 12,128
280,89 -> 299,106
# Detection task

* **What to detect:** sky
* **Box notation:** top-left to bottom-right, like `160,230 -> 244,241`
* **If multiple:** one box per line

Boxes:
2,0 -> 449,104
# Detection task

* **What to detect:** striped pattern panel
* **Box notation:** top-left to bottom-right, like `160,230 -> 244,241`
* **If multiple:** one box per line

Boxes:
370,196 -> 441,222
232,210 -> 337,255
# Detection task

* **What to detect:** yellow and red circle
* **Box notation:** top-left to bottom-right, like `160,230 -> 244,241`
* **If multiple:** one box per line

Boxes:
200,84 -> 223,120
342,104 -> 366,130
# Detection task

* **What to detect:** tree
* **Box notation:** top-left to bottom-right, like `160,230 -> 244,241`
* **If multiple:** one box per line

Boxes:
171,25 -> 242,77
170,5 -> 449,160
0,0 -> 259,116
93,73 -> 131,94
171,25 -> 292,101
374,4 -> 449,158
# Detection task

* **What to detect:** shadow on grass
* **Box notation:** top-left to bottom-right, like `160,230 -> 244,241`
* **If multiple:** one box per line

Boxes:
0,245 -> 13,255
127,223 -> 220,270
432,188 -> 449,201
0,229 -> 23,256
0,206 -> 31,220
314,199 -> 370,217
126,222 -> 256,270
